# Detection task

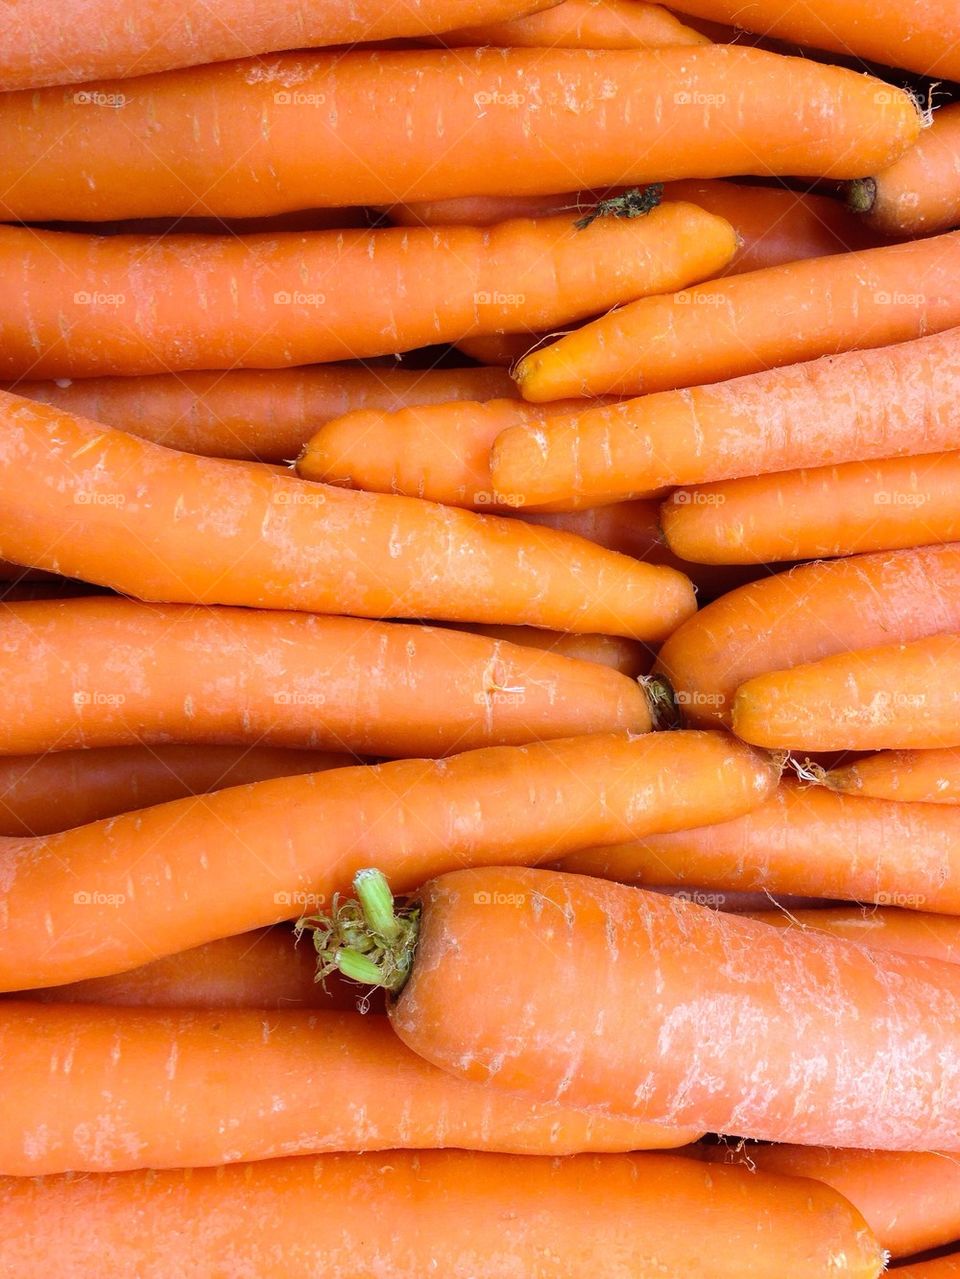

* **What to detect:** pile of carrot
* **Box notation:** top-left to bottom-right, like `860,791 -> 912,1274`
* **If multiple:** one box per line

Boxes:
3,2 -> 960,1275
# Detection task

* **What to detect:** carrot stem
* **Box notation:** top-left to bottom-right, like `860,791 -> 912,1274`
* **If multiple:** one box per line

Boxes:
299,870 -> 419,994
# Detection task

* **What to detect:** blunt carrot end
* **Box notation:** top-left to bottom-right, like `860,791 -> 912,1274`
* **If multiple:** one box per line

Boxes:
640,674 -> 683,732
574,183 -> 664,231
847,177 -> 878,214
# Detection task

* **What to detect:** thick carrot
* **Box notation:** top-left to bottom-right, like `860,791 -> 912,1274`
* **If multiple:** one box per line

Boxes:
513,231 -> 960,402
747,906 -> 960,965
0,393 -> 694,641
494,328 -> 960,507
0,209 -> 737,379
665,0 -> 960,79
655,545 -> 960,728
850,103 -> 960,237
454,625 -> 652,678
0,598 -> 652,756
558,781 -> 960,915
0,1003 -> 696,1173
0,731 -> 779,990
439,0 -> 709,48
0,0 -> 557,88
734,635 -> 960,751
0,48 -> 920,221
345,863 -> 960,1148
23,928 -> 372,1011
6,365 -> 516,463
704,1144 -> 960,1259
0,1149 -> 884,1279
0,744 -> 348,838
664,450 -> 960,564
826,749 -> 960,804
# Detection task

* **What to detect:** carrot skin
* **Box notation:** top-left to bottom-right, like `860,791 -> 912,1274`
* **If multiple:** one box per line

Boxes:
0,392 -> 694,641
452,624 -> 652,677
746,906 -> 960,966
827,748 -> 960,804
558,781 -> 960,915
851,102 -> 960,237
392,864 -> 960,1148
439,0 -> 709,49
0,731 -> 779,990
0,48 -> 920,221
897,1257 -> 960,1277
0,1148 -> 884,1279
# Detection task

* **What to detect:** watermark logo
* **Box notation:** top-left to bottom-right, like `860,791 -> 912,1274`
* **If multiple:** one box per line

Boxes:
874,290 -> 926,305
274,90 -> 326,107
675,690 -> 725,707
473,290 -> 526,307
73,90 -> 127,108
674,889 -> 726,908
74,491 -> 126,507
274,890 -> 327,908
670,490 -> 726,506
74,291 -> 125,306
473,489 -> 525,507
673,91 -> 727,107
73,690 -> 126,708
274,290 -> 326,307
274,690 -> 326,707
474,90 -> 525,108
74,889 -> 126,907
874,489 -> 928,508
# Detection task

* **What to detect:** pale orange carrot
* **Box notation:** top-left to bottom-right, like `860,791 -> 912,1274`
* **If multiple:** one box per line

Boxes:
454,625 -> 652,677
826,749 -> 960,803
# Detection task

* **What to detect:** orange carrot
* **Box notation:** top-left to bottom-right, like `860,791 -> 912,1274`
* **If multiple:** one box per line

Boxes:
665,0 -> 960,79
0,209 -> 737,379
0,731 -> 779,990
703,1144 -> 960,1260
514,231 -> 960,402
7,365 -> 516,463
0,1149 -> 884,1279
734,635 -> 960,751
0,1003 -> 696,1173
0,393 -> 694,640
826,749 -> 960,804
663,450 -> 960,564
0,744 -> 348,838
558,780 -> 960,915
439,0 -> 709,48
454,624 -> 652,678
0,48 -> 919,221
0,0 -> 557,88
454,333 -> 539,366
746,906 -> 960,965
494,327 -> 960,507
338,863 -> 960,1148
0,597 -> 652,756
849,103 -> 960,237
898,1257 -> 960,1277
655,545 -> 960,728
23,928 -> 372,1011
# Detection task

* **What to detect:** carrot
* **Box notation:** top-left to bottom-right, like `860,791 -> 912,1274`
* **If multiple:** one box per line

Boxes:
664,450 -> 960,565
0,1003 -> 698,1174
0,1149 -> 884,1279
0,743 -> 349,838
558,780 -> 960,915
326,863 -> 960,1149
0,597 -> 653,757
454,333 -> 539,366
704,1144 -> 960,1260
7,365 -> 516,463
439,0 -> 709,48
0,209 -> 737,379
454,625 -> 652,678
897,1258 -> 960,1277
0,48 -> 920,221
513,231 -> 960,402
665,0 -> 960,79
0,393 -> 694,641
655,544 -> 960,728
0,0 -> 558,89
849,103 -> 960,238
746,906 -> 960,965
826,749 -> 960,804
23,928 -> 374,1011
734,635 -> 960,752
0,731 -> 779,990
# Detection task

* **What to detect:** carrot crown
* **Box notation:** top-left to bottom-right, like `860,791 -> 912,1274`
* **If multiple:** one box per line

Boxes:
296,868 -> 419,994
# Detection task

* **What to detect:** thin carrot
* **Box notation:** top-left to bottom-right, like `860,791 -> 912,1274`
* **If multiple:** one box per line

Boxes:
0,1148 -> 884,1279
513,231 -> 960,402
746,906 -> 960,965
0,597 -> 653,756
655,545 -> 960,729
0,209 -> 737,379
0,48 -> 920,221
664,450 -> 960,565
439,0 -> 709,48
329,863 -> 960,1149
558,780 -> 960,915
666,0 -> 960,78
0,0 -> 558,89
703,1144 -> 960,1260
453,625 -> 652,678
826,749 -> 960,804
849,103 -> 960,237
0,392 -> 694,640
0,731 -> 779,990
7,365 -> 516,463
0,1003 -> 697,1173
735,635 -> 960,752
